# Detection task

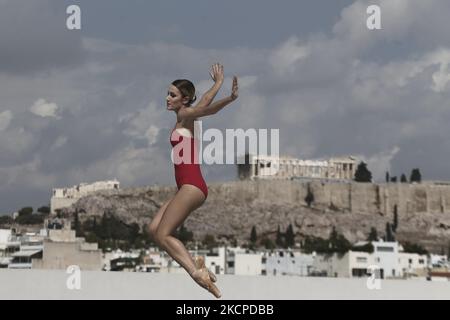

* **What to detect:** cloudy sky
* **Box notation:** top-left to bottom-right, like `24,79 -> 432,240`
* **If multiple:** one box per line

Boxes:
1,0 -> 450,213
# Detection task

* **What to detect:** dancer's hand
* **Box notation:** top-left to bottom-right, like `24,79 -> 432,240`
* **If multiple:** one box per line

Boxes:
230,76 -> 238,101
209,63 -> 224,84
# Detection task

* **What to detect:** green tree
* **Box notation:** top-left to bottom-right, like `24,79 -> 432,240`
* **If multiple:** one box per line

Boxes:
285,224 -> 295,248
129,223 -> 140,247
302,236 -> 329,254
202,234 -> 217,250
0,215 -> 13,225
354,162 -> 372,182
305,184 -> 315,207
447,242 -> 450,261
390,176 -> 397,183
250,226 -> 257,244
260,238 -> 275,250
328,226 -> 351,255
385,222 -> 395,242
352,242 -> 374,253
392,205 -> 398,233
18,207 -> 33,216
385,171 -> 390,183
37,206 -> 50,214
276,225 -> 285,248
367,227 -> 378,241
176,223 -> 194,243
400,174 -> 408,183
16,213 -> 45,225
73,210 -> 81,236
410,168 -> 422,183
402,242 -> 428,255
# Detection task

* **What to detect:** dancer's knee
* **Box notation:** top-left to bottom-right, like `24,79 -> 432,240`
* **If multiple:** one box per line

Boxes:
154,230 -> 169,247
147,222 -> 158,239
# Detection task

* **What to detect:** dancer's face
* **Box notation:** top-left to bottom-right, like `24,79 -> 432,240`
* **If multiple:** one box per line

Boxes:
166,85 -> 188,111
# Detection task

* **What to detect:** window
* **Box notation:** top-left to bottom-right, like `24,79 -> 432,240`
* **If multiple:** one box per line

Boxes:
376,257 -> 380,263
408,259 -> 412,264
376,246 -> 394,252
352,268 -> 367,277
356,257 -> 367,263
419,259 -> 424,264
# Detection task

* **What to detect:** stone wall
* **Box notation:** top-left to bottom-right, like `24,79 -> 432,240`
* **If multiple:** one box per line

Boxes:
205,180 -> 450,217
61,180 -> 450,252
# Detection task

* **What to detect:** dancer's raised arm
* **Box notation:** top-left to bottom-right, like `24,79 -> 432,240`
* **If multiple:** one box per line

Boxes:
203,76 -> 238,115
194,63 -> 224,108
178,74 -> 238,120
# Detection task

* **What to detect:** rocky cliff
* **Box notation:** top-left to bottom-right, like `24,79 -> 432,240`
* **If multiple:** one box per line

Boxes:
60,180 -> 450,253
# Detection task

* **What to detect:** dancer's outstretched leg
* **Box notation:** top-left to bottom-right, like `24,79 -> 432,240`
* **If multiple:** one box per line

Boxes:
148,196 -> 216,282
147,197 -> 174,238
154,185 -> 221,298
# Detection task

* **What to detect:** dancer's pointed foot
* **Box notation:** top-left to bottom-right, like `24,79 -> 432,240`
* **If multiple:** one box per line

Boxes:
190,268 -> 222,299
194,256 -> 217,282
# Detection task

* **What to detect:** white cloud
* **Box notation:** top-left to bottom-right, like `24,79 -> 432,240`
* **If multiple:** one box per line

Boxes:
144,126 -> 159,146
0,127 -> 34,157
30,99 -> 60,118
270,36 -> 310,75
0,110 -> 13,131
50,136 -> 68,151
0,154 -> 57,188
122,101 -> 163,146
356,146 -> 400,182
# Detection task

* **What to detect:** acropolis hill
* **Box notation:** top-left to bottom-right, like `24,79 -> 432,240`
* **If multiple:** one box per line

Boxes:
59,179 -> 450,253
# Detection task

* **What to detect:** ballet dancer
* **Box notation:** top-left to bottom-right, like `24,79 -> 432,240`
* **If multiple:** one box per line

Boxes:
147,63 -> 238,298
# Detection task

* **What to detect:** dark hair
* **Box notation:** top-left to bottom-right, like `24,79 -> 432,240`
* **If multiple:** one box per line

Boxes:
171,79 -> 197,106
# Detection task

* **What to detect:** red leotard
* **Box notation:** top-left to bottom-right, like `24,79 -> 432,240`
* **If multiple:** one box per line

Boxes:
170,127 -> 208,199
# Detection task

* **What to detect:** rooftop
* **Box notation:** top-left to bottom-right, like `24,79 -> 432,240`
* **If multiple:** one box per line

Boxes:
1,270 -> 449,300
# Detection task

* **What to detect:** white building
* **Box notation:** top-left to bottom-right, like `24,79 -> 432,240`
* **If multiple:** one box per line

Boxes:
0,229 -> 20,268
225,247 -> 263,275
312,241 -> 429,279
264,250 -> 314,276
50,179 -> 120,214
8,232 -> 45,269
238,154 -> 357,181
204,247 -> 226,275
429,254 -> 449,268
312,251 -> 375,278
398,252 -> 428,277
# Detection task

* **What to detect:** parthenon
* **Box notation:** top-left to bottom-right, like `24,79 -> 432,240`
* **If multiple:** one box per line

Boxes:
237,154 -> 357,181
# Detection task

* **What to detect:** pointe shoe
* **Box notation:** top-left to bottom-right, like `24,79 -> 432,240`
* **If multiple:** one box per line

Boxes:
191,268 -> 222,299
194,256 -> 217,283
